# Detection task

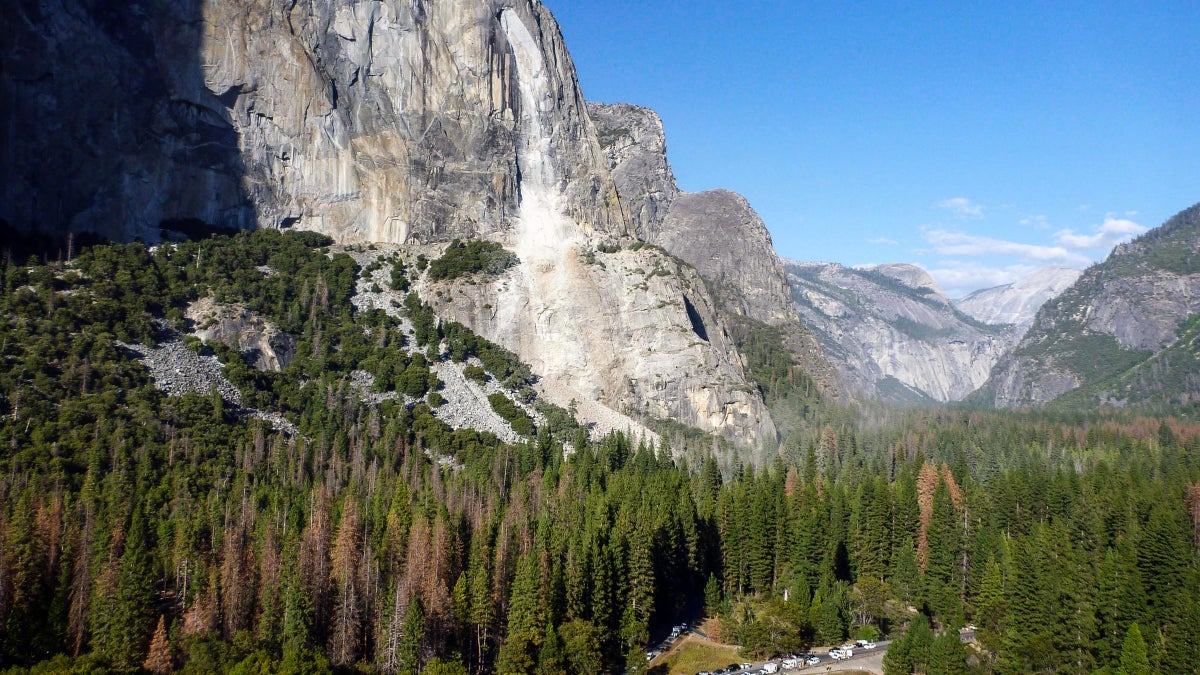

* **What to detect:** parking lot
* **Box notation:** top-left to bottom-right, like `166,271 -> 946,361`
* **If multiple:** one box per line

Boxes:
650,631 -> 890,675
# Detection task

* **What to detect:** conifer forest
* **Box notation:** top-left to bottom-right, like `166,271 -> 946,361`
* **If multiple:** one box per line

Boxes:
0,232 -> 1197,674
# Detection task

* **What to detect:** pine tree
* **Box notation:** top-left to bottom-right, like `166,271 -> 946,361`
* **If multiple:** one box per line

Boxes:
704,573 -> 721,615
497,553 -> 545,674
928,630 -> 967,675
536,621 -> 566,675
974,554 -> 1006,655
398,599 -> 425,675
1117,622 -> 1150,675
142,615 -> 173,674
92,508 -> 154,669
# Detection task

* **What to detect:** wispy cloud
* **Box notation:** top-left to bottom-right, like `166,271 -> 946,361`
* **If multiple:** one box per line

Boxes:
1020,214 -> 1049,229
1053,216 -> 1147,250
867,237 -> 899,245
921,227 -> 1092,267
937,197 -> 985,219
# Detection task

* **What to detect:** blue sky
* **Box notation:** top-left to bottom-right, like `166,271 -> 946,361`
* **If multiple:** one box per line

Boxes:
548,0 -> 1200,297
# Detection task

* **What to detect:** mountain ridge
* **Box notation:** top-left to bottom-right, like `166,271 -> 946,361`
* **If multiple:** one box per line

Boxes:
979,202 -> 1200,409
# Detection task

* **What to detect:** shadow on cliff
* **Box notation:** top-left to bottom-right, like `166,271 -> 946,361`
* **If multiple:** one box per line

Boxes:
0,0 -> 253,259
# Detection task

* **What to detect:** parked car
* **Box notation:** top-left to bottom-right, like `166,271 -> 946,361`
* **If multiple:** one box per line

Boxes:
740,664 -> 753,671
806,656 -> 821,665
829,648 -> 845,660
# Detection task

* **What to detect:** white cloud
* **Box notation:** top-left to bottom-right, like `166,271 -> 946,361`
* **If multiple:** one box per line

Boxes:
1053,216 -> 1147,250
937,197 -> 985,219
867,237 -> 899,245
926,261 -> 1041,299
921,227 -> 1092,267
1020,214 -> 1049,229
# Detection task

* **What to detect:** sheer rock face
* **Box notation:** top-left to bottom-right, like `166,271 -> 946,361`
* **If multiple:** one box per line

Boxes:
2,0 -> 623,244
1,0 -> 257,242
586,102 -> 678,240
786,262 -> 1017,403
981,203 -> 1200,408
589,102 -> 843,402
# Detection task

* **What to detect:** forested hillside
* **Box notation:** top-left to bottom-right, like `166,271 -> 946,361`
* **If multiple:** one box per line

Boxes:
0,233 -> 1197,674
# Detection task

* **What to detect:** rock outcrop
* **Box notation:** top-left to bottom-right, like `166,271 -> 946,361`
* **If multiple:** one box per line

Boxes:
186,298 -> 295,371
786,261 -> 1017,402
980,203 -> 1200,408
956,267 -> 1081,332
589,102 -> 842,402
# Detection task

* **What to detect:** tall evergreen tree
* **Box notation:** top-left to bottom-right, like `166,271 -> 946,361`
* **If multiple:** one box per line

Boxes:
1117,622 -> 1150,675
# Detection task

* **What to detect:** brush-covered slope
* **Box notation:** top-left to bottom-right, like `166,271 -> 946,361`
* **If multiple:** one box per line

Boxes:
981,203 -> 1200,409
786,261 -> 1018,403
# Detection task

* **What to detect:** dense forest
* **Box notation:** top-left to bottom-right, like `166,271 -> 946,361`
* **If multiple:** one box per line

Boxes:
0,232 -> 1198,674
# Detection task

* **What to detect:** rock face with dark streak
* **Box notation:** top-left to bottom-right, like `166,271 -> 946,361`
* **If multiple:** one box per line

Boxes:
589,102 -> 843,402
1,0 -> 256,242
2,0 -> 624,244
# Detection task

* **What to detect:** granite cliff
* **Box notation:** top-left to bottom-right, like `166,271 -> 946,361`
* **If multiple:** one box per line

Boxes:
588,102 -> 842,403
2,0 -> 622,244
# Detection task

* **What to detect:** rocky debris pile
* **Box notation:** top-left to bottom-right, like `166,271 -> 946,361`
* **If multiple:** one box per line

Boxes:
120,338 -> 243,405
345,246 -> 656,446
431,360 -> 523,444
250,410 -> 300,436
122,333 -> 298,436
346,247 -> 525,442
347,370 -> 402,406
537,379 -> 659,446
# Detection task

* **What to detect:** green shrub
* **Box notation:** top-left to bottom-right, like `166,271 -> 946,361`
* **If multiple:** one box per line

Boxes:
427,239 -> 519,281
488,392 -> 535,436
464,365 -> 487,384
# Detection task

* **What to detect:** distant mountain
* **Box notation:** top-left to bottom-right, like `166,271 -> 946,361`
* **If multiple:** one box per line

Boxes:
956,267 -> 1081,330
979,203 -> 1200,410
785,261 -> 1017,403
